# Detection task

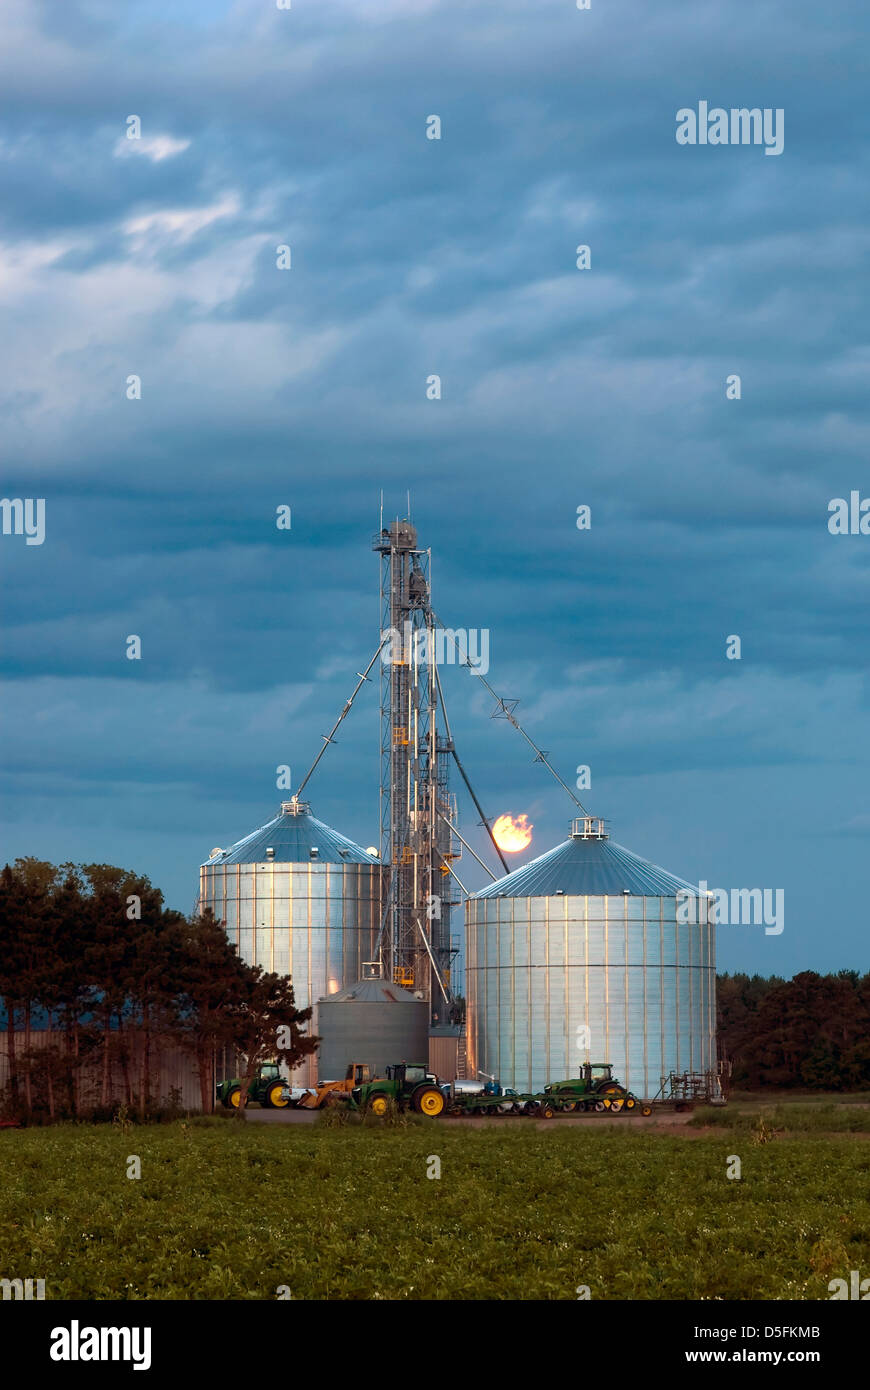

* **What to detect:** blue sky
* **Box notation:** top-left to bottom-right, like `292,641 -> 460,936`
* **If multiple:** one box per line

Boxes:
1,0 -> 868,977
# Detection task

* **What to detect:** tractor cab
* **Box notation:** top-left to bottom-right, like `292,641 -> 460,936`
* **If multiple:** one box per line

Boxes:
386,1063 -> 430,1086
586,1063 -> 613,1084
345,1063 -> 372,1085
259,1062 -> 282,1081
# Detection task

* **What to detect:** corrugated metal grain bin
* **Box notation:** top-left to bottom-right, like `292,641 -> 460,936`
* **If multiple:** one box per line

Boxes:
200,799 -> 386,1086
465,817 -> 716,1097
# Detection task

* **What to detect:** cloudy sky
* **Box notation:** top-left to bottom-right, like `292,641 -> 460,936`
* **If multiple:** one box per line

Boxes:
1,0 -> 868,980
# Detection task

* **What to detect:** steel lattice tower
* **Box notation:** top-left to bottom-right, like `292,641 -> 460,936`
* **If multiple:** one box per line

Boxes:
372,518 -> 457,1025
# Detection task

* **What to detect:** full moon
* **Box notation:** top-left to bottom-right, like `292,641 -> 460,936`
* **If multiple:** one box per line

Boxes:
492,813 -> 533,853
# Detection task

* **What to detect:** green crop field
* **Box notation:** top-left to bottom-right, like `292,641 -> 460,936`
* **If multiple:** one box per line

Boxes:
1,1103 -> 868,1301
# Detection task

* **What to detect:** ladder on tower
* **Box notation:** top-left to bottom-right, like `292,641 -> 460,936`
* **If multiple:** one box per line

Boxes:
456,1031 -> 468,1080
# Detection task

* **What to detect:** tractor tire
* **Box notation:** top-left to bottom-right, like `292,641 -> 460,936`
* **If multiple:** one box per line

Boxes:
539,1103 -> 555,1119
368,1093 -> 391,1117
412,1086 -> 446,1117
225,1087 -> 242,1110
641,1104 -> 653,1117
264,1082 -> 290,1110
624,1097 -> 636,1111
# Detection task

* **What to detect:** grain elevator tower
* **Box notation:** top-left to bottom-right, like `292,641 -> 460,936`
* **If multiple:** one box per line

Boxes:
372,517 -> 458,1026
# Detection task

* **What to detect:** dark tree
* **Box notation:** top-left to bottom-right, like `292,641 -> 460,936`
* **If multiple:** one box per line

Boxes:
170,910 -> 251,1114
229,967 -> 318,1112
718,970 -> 870,1090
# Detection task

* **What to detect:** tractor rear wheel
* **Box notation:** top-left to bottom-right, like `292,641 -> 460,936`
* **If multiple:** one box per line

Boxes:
265,1082 -> 290,1109
413,1086 -> 446,1117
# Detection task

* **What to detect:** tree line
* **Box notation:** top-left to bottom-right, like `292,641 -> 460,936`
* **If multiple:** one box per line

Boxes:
0,858 -> 317,1123
718,970 -> 870,1090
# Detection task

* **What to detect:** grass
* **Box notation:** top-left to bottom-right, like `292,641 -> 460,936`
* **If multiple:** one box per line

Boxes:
727,1089 -> 870,1108
1,1107 -> 869,1300
691,1103 -> 870,1133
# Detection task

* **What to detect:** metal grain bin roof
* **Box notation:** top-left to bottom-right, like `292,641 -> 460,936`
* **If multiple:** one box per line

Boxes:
473,822 -> 694,899
202,801 -> 380,867
321,978 -> 422,1004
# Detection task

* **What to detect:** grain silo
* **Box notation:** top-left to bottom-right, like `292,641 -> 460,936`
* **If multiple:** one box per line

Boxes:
465,816 -> 716,1098
316,976 -> 430,1080
200,799 -> 386,1086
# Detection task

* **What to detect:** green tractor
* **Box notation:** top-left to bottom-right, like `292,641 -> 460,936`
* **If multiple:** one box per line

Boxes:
350,1062 -> 447,1118
216,1062 -> 289,1111
543,1062 -> 652,1115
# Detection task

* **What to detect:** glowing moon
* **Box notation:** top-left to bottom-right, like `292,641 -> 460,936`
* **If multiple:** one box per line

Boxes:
492,813 -> 533,853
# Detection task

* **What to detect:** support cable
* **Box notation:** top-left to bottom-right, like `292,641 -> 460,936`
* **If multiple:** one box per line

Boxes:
436,808 -> 498,882
427,605 -> 589,815
433,663 -> 510,875
436,855 -> 469,898
292,639 -> 387,801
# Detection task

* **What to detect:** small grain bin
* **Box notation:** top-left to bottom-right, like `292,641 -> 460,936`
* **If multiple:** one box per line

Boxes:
316,976 -> 430,1081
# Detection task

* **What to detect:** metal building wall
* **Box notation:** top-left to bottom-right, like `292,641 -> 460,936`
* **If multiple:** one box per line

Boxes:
428,1028 -> 460,1081
200,859 -> 384,1086
0,1030 -> 207,1111
317,996 -> 430,1080
465,893 -> 716,1098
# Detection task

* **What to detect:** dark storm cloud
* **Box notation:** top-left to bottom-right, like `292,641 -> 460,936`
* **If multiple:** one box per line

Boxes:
1,0 -> 868,974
